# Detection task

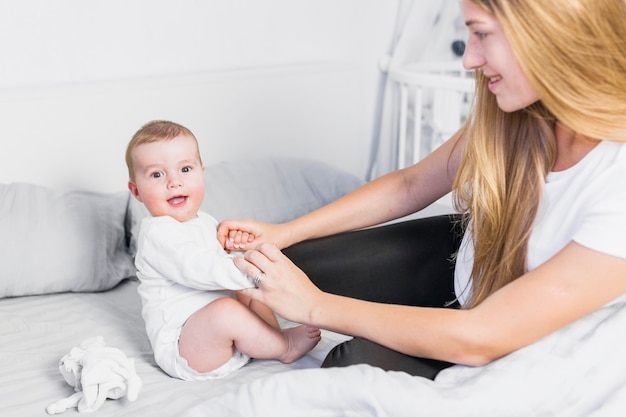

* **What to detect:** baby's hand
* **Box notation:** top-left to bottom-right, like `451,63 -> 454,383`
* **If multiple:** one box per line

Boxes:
226,229 -> 255,250
217,219 -> 258,250
217,219 -> 282,251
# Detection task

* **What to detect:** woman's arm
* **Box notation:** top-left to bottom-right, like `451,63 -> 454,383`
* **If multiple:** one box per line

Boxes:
237,241 -> 626,367
283,130 -> 464,245
218,129 -> 466,250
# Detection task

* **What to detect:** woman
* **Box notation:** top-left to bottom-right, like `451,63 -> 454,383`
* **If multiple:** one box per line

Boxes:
211,0 -> 626,413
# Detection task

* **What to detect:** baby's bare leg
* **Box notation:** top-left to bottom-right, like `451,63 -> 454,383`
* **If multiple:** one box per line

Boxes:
179,297 -> 321,373
236,291 -> 280,330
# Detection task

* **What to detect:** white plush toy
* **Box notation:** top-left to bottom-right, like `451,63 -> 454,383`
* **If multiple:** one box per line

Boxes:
46,336 -> 142,414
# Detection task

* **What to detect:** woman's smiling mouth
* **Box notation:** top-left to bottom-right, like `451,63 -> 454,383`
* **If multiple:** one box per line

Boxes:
487,74 -> 502,91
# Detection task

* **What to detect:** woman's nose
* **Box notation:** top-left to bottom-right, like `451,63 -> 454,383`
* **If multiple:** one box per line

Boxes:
462,41 -> 485,71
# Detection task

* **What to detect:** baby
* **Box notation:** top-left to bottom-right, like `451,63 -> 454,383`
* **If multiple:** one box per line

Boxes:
125,120 -> 320,380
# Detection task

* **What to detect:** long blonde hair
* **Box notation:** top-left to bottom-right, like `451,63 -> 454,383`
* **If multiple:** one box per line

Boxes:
454,0 -> 626,308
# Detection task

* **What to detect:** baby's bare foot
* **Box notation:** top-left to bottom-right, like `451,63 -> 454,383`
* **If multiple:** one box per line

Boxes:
280,325 -> 321,364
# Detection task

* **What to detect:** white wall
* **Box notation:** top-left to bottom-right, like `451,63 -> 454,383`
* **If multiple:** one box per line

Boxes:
0,0 -> 399,192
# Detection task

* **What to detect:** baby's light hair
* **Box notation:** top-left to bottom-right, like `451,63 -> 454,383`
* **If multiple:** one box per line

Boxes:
125,120 -> 202,181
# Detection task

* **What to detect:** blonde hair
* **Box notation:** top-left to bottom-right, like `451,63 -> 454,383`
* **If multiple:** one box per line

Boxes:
125,120 -> 202,181
454,0 -> 626,308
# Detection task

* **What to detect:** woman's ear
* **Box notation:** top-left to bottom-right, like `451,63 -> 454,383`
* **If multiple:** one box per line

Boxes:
128,181 -> 142,202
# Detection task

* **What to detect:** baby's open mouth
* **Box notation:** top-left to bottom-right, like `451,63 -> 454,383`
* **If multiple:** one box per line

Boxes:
168,196 -> 187,206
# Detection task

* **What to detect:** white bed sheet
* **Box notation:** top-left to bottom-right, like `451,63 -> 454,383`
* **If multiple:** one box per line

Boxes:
5,278 -> 626,417
182,293 -> 626,417
0,279 -> 350,416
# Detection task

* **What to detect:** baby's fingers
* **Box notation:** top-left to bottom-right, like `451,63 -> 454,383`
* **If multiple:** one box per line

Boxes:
240,232 -> 255,246
229,230 -> 255,250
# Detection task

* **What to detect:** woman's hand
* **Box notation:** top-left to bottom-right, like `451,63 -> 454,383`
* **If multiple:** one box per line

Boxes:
217,220 -> 291,251
217,220 -> 292,251
234,243 -> 324,326
217,219 -> 257,250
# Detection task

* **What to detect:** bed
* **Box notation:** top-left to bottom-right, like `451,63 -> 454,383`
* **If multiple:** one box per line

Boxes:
0,158 -> 360,416
4,157 -> 626,416
3,69 -> 626,417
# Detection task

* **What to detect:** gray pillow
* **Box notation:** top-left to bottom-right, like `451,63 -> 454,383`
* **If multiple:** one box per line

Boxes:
0,183 -> 136,298
201,157 -> 364,222
126,157 -> 364,256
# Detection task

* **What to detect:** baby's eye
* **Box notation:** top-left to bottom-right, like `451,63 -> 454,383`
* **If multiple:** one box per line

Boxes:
181,166 -> 191,173
150,171 -> 163,179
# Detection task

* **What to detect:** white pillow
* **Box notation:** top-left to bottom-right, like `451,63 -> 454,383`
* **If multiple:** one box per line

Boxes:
0,183 -> 136,298
126,157 -> 364,256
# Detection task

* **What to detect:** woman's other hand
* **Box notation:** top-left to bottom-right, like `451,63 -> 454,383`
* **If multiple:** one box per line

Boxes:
234,243 -> 323,325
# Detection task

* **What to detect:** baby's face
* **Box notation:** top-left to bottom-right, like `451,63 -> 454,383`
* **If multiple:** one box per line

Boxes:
128,134 -> 205,222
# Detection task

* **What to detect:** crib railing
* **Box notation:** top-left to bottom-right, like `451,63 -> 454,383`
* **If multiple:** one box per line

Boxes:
389,61 -> 474,168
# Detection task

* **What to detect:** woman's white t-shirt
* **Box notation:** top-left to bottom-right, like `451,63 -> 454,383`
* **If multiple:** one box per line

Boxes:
454,140 -> 626,307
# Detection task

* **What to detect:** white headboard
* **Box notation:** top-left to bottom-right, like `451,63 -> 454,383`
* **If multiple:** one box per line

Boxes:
1,63 -> 369,193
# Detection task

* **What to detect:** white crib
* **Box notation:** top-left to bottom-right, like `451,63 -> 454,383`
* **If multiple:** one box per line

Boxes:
389,61 -> 474,168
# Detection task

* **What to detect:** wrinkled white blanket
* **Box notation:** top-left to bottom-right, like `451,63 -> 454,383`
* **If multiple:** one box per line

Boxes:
182,293 -> 626,417
46,336 -> 142,414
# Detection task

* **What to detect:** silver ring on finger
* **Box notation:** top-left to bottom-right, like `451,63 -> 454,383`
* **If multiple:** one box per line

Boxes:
253,272 -> 264,288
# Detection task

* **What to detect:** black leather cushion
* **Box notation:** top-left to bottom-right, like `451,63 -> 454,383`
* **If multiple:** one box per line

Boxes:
283,214 -> 464,378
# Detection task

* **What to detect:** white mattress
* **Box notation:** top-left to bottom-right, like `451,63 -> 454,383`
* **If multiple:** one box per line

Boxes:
0,279 -> 350,416
6,278 -> 626,416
